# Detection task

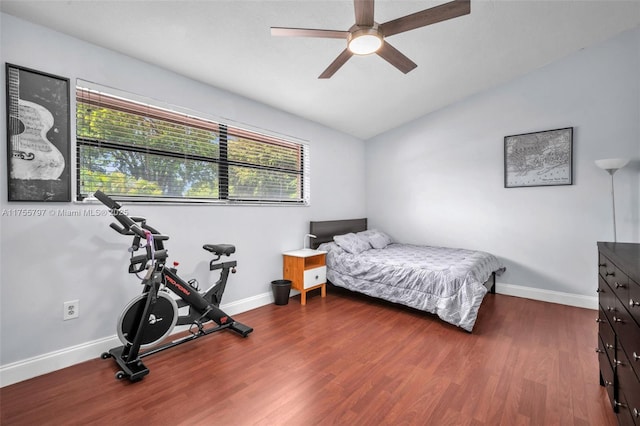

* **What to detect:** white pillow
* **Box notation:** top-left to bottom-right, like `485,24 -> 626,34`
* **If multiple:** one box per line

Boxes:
357,229 -> 392,249
333,233 -> 371,254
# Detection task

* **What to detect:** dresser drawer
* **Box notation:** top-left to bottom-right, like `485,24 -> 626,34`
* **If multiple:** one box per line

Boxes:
616,392 -> 636,426
619,320 -> 640,381
598,309 -> 616,362
599,252 -> 611,278
599,276 -> 618,325
617,348 -> 640,424
602,258 -> 630,303
598,340 -> 616,408
614,302 -> 635,350
626,381 -> 640,424
303,266 -> 326,289
629,278 -> 640,326
620,371 -> 640,425
611,268 -> 630,306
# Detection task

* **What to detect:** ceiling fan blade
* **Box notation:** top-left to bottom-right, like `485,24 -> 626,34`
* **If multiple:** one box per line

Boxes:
380,0 -> 470,37
376,41 -> 417,74
319,49 -> 354,79
354,0 -> 375,27
271,27 -> 349,39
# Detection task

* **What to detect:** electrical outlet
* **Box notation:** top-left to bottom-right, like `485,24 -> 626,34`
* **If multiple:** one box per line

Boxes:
63,300 -> 79,320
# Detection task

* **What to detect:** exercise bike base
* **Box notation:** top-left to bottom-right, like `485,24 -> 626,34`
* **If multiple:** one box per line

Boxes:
104,320 -> 253,382
107,346 -> 150,382
229,322 -> 253,337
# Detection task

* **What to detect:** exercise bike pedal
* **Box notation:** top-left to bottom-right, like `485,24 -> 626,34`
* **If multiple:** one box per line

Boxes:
189,320 -> 205,335
187,278 -> 200,291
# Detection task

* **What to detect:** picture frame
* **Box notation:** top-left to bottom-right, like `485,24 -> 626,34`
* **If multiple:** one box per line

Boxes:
6,63 -> 71,201
504,127 -> 573,188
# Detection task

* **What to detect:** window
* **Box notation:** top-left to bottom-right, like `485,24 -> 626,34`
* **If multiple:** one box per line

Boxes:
76,81 -> 310,204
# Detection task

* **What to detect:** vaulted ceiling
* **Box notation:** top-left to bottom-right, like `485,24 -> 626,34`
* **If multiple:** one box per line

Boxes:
2,1 -> 639,139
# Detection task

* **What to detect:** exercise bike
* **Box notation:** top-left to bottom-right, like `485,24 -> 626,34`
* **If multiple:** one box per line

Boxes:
94,190 -> 253,382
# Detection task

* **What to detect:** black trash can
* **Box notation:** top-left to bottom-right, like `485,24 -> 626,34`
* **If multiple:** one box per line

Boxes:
271,279 -> 292,305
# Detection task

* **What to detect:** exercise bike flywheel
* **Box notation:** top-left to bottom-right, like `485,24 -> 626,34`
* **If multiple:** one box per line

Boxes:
117,292 -> 178,347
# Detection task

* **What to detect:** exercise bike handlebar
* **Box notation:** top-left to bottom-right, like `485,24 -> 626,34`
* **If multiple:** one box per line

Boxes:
94,191 -> 171,272
94,189 -> 121,209
94,190 -> 148,240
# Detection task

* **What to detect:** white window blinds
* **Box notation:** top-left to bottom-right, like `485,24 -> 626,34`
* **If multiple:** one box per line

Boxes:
76,81 -> 310,204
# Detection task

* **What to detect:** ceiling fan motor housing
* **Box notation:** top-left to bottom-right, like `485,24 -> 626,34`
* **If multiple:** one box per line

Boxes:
348,24 -> 383,55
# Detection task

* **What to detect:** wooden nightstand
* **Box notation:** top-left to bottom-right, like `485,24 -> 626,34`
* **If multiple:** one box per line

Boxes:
283,249 -> 327,305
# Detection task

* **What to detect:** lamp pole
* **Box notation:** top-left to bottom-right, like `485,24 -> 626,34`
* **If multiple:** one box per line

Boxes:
607,170 -> 618,242
595,158 -> 629,243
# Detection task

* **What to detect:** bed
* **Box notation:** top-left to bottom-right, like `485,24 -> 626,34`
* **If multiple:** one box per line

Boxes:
310,219 -> 505,332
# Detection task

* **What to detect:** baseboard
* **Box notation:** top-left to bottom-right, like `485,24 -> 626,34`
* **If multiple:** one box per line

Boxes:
220,291 -> 274,316
495,283 -> 598,310
0,291 -> 274,388
0,335 -> 121,388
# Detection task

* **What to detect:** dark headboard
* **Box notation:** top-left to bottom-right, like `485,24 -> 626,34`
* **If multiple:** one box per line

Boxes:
309,218 -> 367,249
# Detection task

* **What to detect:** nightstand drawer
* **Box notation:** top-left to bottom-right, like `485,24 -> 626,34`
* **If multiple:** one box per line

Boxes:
303,266 -> 326,289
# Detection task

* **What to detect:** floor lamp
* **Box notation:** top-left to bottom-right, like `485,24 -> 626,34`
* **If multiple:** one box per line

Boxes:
595,158 -> 629,242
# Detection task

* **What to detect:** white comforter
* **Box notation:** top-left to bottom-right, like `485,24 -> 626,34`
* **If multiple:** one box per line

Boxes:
318,242 -> 505,332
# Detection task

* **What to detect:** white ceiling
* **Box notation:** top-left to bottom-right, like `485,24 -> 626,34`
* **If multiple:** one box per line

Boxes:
2,1 -> 639,140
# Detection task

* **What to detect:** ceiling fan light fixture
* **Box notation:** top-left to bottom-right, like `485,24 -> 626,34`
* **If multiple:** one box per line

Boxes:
348,28 -> 383,55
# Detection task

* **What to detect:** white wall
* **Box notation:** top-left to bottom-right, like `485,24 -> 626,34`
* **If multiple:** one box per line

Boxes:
0,13 -> 365,383
366,27 -> 640,305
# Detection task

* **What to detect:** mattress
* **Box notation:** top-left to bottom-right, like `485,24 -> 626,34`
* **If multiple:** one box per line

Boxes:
318,242 -> 505,332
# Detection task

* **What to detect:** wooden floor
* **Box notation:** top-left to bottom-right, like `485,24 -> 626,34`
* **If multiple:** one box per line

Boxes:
1,289 -> 616,426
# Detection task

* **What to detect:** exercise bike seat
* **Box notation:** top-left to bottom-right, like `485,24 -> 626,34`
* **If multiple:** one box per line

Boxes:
203,244 -> 236,256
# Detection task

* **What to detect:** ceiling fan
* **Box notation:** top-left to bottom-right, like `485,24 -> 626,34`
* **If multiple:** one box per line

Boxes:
271,0 -> 471,79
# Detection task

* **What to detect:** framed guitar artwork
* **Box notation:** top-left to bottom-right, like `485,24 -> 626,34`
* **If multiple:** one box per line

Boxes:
6,63 -> 71,201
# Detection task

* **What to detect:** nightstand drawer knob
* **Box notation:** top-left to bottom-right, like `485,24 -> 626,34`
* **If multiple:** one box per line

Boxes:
596,318 -> 605,323
631,299 -> 640,308
606,271 -> 615,277
596,348 -> 604,353
633,352 -> 640,361
614,400 -> 627,409
604,380 -> 613,387
599,263 -> 607,267
633,408 -> 639,418
607,306 -> 615,312
613,316 -> 623,323
606,343 -> 614,350
615,282 -> 626,289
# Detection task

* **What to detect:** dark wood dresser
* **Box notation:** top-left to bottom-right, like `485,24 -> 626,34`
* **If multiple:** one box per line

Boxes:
597,242 -> 640,425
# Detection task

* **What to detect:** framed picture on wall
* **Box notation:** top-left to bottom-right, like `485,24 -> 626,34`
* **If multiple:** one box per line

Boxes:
6,63 -> 71,201
504,127 -> 573,188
